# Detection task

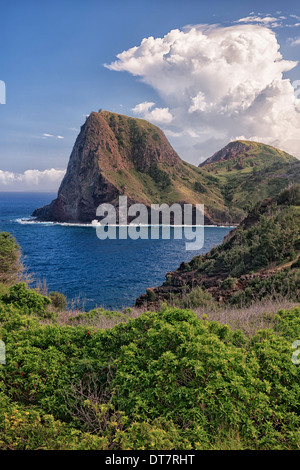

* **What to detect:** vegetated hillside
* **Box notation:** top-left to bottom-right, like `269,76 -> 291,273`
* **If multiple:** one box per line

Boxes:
199,140 -> 300,217
32,111 -> 300,225
136,185 -> 300,309
0,233 -> 300,450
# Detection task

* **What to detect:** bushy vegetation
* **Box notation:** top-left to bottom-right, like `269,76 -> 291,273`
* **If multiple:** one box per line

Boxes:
0,282 -> 299,450
181,286 -> 215,309
202,140 -> 300,217
202,202 -> 300,278
229,269 -> 300,307
86,112 -> 300,226
175,186 -> 300,308
0,233 -> 26,286
49,292 -> 67,311
0,283 -> 52,318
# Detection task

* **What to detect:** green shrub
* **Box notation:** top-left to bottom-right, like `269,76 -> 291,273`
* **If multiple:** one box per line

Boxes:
146,289 -> 157,302
182,286 -> 215,309
0,401 -> 108,450
71,307 -> 126,323
291,258 -> 300,269
148,163 -> 171,189
221,277 -> 237,290
229,269 -> 300,306
1,283 -> 52,318
49,291 -> 67,311
0,302 -> 299,449
0,283 -> 9,299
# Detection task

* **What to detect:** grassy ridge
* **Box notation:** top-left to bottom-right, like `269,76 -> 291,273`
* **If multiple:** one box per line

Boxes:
200,140 -> 300,216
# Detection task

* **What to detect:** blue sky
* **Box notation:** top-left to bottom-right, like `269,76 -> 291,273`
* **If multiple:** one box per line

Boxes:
1,0 -> 300,190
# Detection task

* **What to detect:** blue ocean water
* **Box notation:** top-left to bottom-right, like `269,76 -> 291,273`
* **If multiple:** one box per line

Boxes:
0,192 -> 233,311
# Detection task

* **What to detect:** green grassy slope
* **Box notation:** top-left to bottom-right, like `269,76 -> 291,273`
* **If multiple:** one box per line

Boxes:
199,140 -> 300,217
137,185 -> 300,308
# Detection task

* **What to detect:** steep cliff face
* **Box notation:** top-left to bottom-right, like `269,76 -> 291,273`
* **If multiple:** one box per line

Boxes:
33,111 -> 182,222
32,111 -> 226,224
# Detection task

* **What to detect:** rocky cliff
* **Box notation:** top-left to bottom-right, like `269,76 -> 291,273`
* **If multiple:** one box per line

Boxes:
32,111 -> 228,224
33,111 -> 180,222
33,111 -> 300,225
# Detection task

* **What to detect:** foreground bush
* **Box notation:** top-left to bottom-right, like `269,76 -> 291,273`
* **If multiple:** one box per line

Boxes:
0,299 -> 299,450
0,283 -> 52,318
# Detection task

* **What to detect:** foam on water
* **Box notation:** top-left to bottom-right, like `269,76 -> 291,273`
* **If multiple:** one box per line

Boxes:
15,217 -> 236,229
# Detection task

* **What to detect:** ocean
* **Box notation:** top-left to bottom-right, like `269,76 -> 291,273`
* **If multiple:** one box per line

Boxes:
0,192 -> 233,311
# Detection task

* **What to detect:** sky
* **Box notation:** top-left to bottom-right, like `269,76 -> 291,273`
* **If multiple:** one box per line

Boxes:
0,0 -> 300,191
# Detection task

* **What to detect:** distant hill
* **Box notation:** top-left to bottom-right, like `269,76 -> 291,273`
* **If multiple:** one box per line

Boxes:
199,140 -> 295,167
33,112 -> 300,225
136,185 -> 300,308
199,140 -> 300,216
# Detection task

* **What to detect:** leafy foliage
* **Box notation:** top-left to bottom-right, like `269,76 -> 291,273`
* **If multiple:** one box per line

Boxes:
49,292 -> 67,311
180,286 -> 215,309
0,292 -> 299,449
0,233 -> 25,286
174,185 -> 300,307
148,163 -> 172,189
229,269 -> 300,306
0,283 -> 52,318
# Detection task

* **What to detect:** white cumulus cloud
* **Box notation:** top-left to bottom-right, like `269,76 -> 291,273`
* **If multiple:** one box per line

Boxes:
132,101 -> 155,114
145,107 -> 173,124
106,23 -> 300,163
132,101 -> 173,124
0,168 -> 66,191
